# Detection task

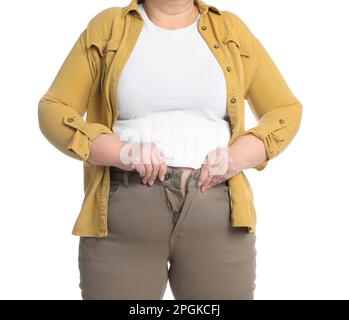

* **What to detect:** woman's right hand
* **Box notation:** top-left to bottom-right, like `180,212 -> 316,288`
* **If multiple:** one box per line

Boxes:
87,134 -> 167,186
119,142 -> 168,185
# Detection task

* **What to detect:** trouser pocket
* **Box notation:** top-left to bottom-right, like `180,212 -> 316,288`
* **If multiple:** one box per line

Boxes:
108,179 -> 123,202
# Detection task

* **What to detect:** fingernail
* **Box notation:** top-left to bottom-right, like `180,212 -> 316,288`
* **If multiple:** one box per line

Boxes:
160,175 -> 164,181
149,180 -> 154,186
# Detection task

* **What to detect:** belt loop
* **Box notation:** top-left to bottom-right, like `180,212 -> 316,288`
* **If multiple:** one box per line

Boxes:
123,171 -> 130,188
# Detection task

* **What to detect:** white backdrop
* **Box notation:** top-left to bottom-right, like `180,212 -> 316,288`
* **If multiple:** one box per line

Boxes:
0,0 -> 348,300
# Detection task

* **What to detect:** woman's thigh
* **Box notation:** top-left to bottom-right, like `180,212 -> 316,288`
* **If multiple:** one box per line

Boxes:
168,182 -> 257,300
78,176 -> 173,300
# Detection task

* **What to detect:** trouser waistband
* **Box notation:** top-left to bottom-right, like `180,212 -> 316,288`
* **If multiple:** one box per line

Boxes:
109,165 -> 228,189
109,165 -> 204,189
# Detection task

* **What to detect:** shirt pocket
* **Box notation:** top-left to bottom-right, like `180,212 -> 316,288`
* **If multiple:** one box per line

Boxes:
223,34 -> 251,58
223,34 -> 254,94
88,38 -> 120,96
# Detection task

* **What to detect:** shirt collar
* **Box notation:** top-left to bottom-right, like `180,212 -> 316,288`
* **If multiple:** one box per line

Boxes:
122,0 -> 222,19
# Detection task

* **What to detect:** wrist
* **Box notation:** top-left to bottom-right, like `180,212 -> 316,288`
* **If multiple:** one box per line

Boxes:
112,141 -> 134,171
111,140 -> 126,168
228,143 -> 248,171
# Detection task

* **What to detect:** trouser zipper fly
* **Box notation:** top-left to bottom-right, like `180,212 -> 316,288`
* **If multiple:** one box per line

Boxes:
173,211 -> 180,225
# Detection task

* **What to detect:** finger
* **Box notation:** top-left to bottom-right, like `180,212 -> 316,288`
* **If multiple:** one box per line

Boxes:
149,150 -> 160,185
208,175 -> 221,187
202,156 -> 221,191
157,149 -> 167,181
201,169 -> 214,192
197,161 -> 210,188
131,144 -> 142,167
208,176 -> 224,189
201,152 -> 222,191
155,147 -> 167,178
210,172 -> 232,189
134,163 -> 146,178
141,143 -> 153,165
143,163 -> 153,184
208,160 -> 226,186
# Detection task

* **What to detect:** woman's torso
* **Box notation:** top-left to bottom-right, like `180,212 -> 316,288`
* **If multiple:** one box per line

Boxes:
114,2 -> 231,176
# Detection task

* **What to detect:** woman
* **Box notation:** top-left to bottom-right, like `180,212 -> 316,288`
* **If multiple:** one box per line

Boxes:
38,0 -> 302,300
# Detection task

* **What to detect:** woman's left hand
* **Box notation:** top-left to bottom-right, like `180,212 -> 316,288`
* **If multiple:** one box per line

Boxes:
197,133 -> 268,192
197,145 -> 243,192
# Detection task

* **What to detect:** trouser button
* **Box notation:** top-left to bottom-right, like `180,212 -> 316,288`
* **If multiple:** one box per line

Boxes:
164,172 -> 172,180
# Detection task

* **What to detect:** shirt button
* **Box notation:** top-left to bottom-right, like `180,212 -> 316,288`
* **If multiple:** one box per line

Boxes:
213,43 -> 220,49
67,117 -> 74,122
231,123 -> 235,129
230,97 -> 237,104
164,172 -> 172,180
279,118 -> 285,124
226,66 -> 232,72
201,26 -> 207,30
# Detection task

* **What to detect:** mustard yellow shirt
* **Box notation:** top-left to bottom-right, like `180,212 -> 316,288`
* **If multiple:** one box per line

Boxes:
38,0 -> 302,237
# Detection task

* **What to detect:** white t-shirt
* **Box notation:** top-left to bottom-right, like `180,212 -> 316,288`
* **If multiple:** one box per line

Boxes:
113,3 -> 231,169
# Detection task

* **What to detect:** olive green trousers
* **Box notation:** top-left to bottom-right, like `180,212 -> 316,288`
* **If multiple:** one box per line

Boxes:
78,165 -> 256,300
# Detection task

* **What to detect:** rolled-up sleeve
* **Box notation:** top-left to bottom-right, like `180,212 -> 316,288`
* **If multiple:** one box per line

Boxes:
242,36 -> 303,171
38,28 -> 113,161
